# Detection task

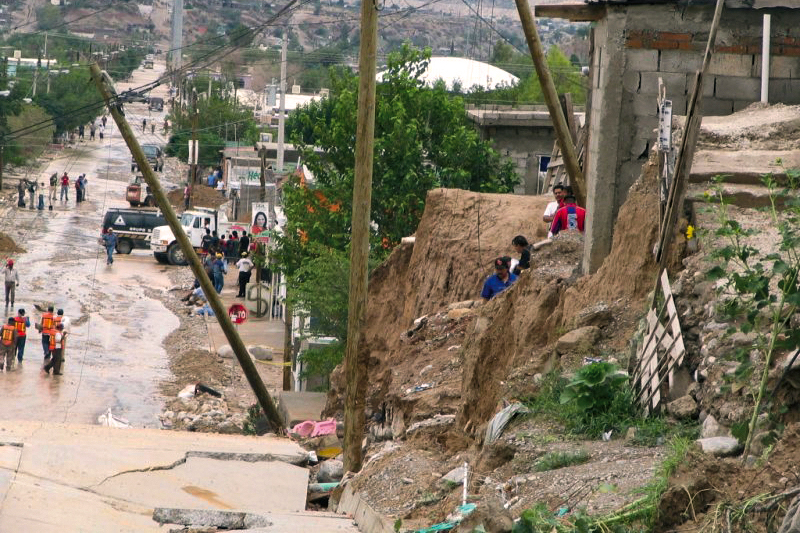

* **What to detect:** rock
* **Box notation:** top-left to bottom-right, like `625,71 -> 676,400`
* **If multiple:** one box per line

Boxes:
702,415 -> 727,438
447,300 -> 475,311
667,395 -> 698,419
247,345 -> 273,361
749,431 -> 773,457
443,466 -> 466,485
217,420 -> 243,434
447,308 -> 474,321
668,367 -> 693,400
695,437 -> 742,457
687,382 -> 701,399
456,494 -> 513,533
782,351 -> 800,370
624,427 -> 637,443
217,344 -> 234,359
317,459 -> 344,483
573,303 -> 613,329
730,331 -> 757,348
555,326 -> 601,355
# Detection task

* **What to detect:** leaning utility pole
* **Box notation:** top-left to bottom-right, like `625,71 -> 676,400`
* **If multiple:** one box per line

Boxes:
343,0 -> 378,474
190,88 -> 199,185
276,25 -> 288,173
514,0 -> 586,206
89,62 -> 286,434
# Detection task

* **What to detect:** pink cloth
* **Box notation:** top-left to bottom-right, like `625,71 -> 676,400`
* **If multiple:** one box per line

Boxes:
292,418 -> 337,438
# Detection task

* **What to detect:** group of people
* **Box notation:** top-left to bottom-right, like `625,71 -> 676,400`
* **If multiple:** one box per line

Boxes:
74,115 -> 107,143
1,261 -> 69,374
480,183 -> 587,301
201,228 -> 251,263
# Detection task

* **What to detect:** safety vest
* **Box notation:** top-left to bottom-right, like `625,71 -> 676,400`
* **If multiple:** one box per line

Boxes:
54,316 -> 62,328
49,332 -> 65,351
1,325 -> 14,346
41,312 -> 54,332
14,316 -> 26,337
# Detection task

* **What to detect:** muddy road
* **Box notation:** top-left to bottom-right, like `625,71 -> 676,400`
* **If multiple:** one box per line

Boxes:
0,62 -> 186,427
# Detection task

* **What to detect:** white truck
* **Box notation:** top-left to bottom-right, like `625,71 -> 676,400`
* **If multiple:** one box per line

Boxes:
150,207 -> 233,265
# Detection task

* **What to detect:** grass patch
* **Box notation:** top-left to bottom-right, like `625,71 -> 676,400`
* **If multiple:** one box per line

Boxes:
534,449 -> 589,472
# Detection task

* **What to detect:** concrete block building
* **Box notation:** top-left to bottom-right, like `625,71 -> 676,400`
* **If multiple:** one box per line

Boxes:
538,0 -> 800,272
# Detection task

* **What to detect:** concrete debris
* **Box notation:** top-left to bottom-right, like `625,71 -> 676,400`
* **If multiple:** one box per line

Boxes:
217,344 -> 234,359
247,345 -> 274,361
405,414 -> 456,435
695,437 -> 742,457
574,302 -> 613,329
153,508 -> 272,529
160,396 -> 246,434
97,408 -> 131,429
443,465 -> 466,485
317,459 -> 344,483
701,415 -> 729,439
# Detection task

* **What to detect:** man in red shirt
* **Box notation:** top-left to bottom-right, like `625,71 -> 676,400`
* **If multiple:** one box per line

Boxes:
550,195 -> 586,236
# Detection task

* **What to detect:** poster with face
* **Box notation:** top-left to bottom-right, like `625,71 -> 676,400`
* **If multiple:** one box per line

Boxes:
251,202 -> 269,232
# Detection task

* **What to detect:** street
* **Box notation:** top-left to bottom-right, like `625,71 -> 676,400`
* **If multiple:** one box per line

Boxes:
0,61 -> 182,427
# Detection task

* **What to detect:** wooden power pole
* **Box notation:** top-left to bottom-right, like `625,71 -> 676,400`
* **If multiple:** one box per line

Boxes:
343,0 -> 379,474
514,0 -> 586,206
88,62 -> 287,435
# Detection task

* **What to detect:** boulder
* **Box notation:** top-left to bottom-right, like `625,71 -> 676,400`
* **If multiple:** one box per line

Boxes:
443,466 -> 466,485
573,303 -> 613,329
217,344 -> 234,359
668,367 -> 694,400
448,300 -> 475,311
556,326 -> 600,354
666,395 -> 698,419
447,308 -> 475,321
702,415 -> 728,438
247,345 -> 273,361
317,459 -> 344,483
695,437 -> 742,457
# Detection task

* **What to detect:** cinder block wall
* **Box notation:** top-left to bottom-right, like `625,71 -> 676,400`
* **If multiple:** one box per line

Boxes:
584,4 -> 800,273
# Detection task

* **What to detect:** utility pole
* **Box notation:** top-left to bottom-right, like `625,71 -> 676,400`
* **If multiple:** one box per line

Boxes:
170,0 -> 183,73
190,88 -> 198,185
89,61 -> 286,434
276,25 -> 288,173
514,0 -> 586,207
343,0 -> 378,474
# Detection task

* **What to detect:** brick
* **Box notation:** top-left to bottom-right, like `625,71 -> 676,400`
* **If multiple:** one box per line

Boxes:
626,49 -> 659,71
708,54 -> 755,77
714,76 -> 761,101
658,31 -> 692,42
716,45 -> 748,54
676,42 -> 697,51
659,50 -> 702,73
640,71 -> 688,95
626,38 -> 644,49
652,40 -> 679,50
701,98 -> 734,116
781,46 -> 800,57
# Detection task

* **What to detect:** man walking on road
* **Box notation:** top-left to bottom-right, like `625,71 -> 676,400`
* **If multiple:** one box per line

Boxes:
0,318 -> 16,371
236,252 -> 254,298
102,229 -> 117,265
60,173 -> 69,202
37,306 -> 54,360
48,173 -> 58,206
43,323 -> 65,375
14,309 -> 29,363
4,259 -> 18,308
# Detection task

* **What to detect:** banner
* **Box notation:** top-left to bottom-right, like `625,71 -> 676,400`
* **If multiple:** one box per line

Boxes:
251,202 -> 269,230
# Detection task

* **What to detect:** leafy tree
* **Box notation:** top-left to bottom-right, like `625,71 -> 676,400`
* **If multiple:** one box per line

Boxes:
285,45 -> 517,255
491,41 -> 515,64
34,67 -> 103,135
36,5 -> 62,31
6,104 -> 54,165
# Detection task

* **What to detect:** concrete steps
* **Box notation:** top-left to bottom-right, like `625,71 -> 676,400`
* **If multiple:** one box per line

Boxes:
691,149 -> 800,185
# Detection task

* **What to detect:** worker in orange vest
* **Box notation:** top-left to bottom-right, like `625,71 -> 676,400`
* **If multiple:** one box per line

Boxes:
13,308 -> 29,363
37,306 -> 55,360
0,317 -> 17,371
43,323 -> 65,375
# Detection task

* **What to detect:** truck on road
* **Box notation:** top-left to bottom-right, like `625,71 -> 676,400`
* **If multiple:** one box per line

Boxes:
150,207 -> 232,265
102,208 -> 166,254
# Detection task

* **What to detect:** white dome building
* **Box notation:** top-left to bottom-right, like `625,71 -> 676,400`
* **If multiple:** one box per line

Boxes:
378,57 -> 518,91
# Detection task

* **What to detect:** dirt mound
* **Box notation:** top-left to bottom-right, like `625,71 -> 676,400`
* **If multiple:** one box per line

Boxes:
698,102 -> 800,150
561,149 -> 661,324
168,184 -> 227,211
0,233 -> 24,254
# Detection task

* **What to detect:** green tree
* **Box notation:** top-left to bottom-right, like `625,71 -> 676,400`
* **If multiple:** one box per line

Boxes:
34,67 -> 103,135
36,5 -> 62,31
285,45 -> 517,253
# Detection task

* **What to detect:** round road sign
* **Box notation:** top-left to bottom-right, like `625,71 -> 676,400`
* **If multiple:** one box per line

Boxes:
228,303 -> 248,324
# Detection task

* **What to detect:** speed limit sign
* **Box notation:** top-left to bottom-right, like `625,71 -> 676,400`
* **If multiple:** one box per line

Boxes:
228,304 -> 248,324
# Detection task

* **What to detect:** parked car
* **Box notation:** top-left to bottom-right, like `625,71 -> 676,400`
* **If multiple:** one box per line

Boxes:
101,208 -> 166,254
148,97 -> 164,112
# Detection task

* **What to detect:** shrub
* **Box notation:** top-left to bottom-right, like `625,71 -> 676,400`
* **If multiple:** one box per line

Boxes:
533,450 -> 589,472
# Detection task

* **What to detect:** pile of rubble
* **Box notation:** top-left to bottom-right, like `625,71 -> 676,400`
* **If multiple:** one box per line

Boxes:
159,386 -> 249,434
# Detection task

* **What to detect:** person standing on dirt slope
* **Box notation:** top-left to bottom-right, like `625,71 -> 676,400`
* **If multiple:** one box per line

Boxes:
60,173 -> 69,202
4,259 -> 19,308
102,228 -> 117,265
550,195 -> 586,237
14,309 -> 30,363
42,323 -> 65,375
511,235 -> 532,276
543,184 -> 567,224
0,317 -> 17,371
481,256 -> 517,300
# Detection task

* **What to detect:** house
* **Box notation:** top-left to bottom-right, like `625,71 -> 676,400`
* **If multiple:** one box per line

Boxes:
537,0 -> 800,272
